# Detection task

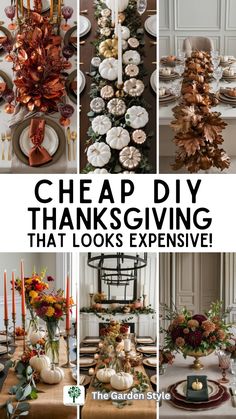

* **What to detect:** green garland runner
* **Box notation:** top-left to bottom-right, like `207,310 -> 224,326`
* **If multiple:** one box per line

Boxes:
83,0 -> 153,174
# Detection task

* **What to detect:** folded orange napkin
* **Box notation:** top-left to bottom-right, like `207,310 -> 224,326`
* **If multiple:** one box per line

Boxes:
29,119 -> 52,166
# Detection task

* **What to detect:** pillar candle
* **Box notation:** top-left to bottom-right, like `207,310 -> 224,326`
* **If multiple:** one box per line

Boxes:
124,338 -> 131,352
12,271 -> 16,316
117,22 -> 123,85
66,275 -> 70,330
21,260 -> 26,317
89,284 -> 94,294
4,270 -> 8,321
114,0 -> 119,34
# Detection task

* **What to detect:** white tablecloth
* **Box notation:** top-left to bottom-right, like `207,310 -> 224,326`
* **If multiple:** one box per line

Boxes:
0,0 -> 77,173
160,353 -> 235,418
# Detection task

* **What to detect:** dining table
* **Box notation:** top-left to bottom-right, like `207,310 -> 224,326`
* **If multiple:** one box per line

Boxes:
0,0 -> 77,174
159,352 -> 235,418
79,0 -> 157,173
0,338 -> 77,419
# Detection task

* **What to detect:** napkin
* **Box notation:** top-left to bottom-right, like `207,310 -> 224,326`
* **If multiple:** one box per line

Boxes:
186,375 -> 208,402
29,119 -> 52,166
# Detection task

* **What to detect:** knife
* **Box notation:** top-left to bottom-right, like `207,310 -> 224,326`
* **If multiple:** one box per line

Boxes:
67,127 -> 71,161
229,387 -> 236,407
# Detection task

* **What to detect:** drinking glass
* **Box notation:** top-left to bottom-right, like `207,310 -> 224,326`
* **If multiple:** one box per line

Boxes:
177,49 -> 185,62
4,6 -> 16,30
170,80 -> 182,98
175,64 -> 185,77
137,0 -> 147,15
59,104 -> 75,126
216,350 -> 231,383
211,50 -> 219,60
212,57 -> 220,70
61,6 -> 74,31
62,45 -> 74,69
213,66 -> 223,92
230,358 -> 236,385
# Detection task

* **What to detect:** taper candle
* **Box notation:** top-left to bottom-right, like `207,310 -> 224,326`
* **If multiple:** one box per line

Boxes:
111,0 -> 115,26
124,338 -> 131,352
20,0 -> 23,16
21,260 -> 26,317
27,0 -> 30,13
117,22 -> 123,85
4,270 -> 8,321
16,0 -> 18,19
50,0 -> 53,20
66,275 -> 70,330
58,0 -> 61,17
114,0 -> 118,34
12,271 -> 16,316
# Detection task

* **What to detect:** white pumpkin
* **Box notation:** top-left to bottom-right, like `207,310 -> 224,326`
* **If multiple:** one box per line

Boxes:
91,168 -> 108,174
110,372 -> 134,390
90,98 -> 105,113
121,26 -> 130,41
87,142 -> 111,167
96,367 -> 116,383
99,58 -> 118,81
92,116 -> 112,135
123,50 -> 141,65
106,127 -> 130,150
107,98 -> 126,116
29,355 -> 51,373
29,330 -> 45,346
119,146 -> 141,169
41,365 -> 64,384
125,106 -> 149,129
105,0 -> 129,12
124,78 -> 145,97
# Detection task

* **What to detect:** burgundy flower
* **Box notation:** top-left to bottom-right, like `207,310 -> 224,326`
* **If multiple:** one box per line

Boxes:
185,330 -> 203,348
171,326 -> 185,342
116,336 -> 122,343
47,276 -> 54,282
192,314 -> 207,325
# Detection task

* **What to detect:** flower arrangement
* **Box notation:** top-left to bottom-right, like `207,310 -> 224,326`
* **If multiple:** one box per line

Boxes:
159,349 -> 175,367
31,290 -> 74,321
100,320 -> 129,341
15,269 -> 51,307
164,301 -> 231,355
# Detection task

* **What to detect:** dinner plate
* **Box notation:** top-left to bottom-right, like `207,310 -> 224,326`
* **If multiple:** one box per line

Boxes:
221,90 -> 236,99
13,117 -> 66,167
66,70 -> 77,104
79,15 -> 91,37
23,0 -> 50,12
80,375 -> 91,386
19,125 -> 59,157
175,380 -> 219,398
160,57 -> 184,67
144,15 -> 157,37
80,346 -> 98,353
136,338 -> 155,344
79,70 -> 86,94
79,358 -> 97,368
150,70 -> 157,93
0,335 -> 11,344
143,358 -> 157,368
0,70 -> 13,104
0,345 -> 8,355
64,26 -> 77,52
150,375 -> 157,386
137,346 -> 157,353
219,92 -> 236,103
82,338 -> 101,344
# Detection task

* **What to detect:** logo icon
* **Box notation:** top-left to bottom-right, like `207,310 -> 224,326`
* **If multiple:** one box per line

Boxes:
63,386 -> 85,406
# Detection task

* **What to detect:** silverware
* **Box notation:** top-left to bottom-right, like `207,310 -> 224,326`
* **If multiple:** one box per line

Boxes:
6,131 -> 11,161
229,387 -> 236,407
80,9 -> 88,14
67,127 -> 71,161
71,131 -> 77,161
1,133 -> 5,160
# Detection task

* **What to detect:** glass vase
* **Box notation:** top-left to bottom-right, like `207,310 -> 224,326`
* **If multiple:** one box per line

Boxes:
27,306 -> 39,339
45,320 -> 60,365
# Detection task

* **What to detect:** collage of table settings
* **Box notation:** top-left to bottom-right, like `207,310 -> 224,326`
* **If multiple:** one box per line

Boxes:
0,257 -> 78,419
0,0 -> 77,173
79,0 -> 157,174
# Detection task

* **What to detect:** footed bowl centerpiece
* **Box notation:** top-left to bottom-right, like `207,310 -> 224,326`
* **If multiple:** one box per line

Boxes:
180,348 -> 214,370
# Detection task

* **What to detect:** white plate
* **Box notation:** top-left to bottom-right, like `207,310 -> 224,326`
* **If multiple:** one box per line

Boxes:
146,358 -> 157,366
79,70 -> 86,94
137,346 -> 157,353
80,358 -> 95,365
82,338 -> 100,343
0,335 -> 11,344
150,70 -> 157,93
0,363 -> 4,372
144,15 -> 157,37
71,28 -> 77,48
79,16 -> 91,37
175,380 -> 219,398
0,345 -> 7,355
19,125 -> 59,157
136,338 -> 154,344
80,346 -> 97,353
23,0 -> 50,12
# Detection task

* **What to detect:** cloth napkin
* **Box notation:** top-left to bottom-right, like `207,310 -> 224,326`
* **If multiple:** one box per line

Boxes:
186,375 -> 208,401
29,119 -> 52,166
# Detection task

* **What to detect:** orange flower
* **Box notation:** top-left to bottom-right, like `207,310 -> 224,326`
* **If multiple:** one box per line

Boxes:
187,319 -> 199,330
175,337 -> 185,347
202,320 -> 216,333
217,329 -> 226,340
175,314 -> 186,324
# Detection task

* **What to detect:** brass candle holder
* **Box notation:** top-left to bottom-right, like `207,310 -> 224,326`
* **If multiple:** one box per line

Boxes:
61,329 -> 75,368
143,294 -> 147,308
22,314 -> 26,353
89,293 -> 94,308
123,350 -> 131,373
4,319 -> 12,359
11,313 -> 17,347
115,82 -> 125,98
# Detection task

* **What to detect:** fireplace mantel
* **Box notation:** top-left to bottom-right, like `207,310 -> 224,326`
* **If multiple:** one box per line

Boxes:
80,312 -> 157,340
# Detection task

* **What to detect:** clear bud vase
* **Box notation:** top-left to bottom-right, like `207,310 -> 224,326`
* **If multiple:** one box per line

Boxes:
45,320 -> 60,365
27,306 -> 39,340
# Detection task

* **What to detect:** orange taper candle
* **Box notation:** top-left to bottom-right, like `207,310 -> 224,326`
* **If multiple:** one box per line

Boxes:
21,260 -> 26,317
12,271 -> 16,316
66,275 -> 70,330
50,0 -> 53,20
4,270 -> 8,321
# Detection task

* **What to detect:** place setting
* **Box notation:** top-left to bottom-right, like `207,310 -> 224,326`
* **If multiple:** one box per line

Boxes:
159,67 -> 180,81
159,87 -> 178,105
218,87 -> 236,105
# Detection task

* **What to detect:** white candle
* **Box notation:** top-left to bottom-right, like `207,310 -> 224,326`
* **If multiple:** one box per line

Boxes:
115,0 -> 119,34
89,284 -> 94,293
111,0 -> 115,26
117,22 -> 123,85
127,326 -> 130,335
124,338 -> 131,352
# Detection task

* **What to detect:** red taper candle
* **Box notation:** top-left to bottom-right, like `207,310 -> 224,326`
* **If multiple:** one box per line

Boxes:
4,270 -> 8,321
12,271 -> 16,316
21,260 -> 26,317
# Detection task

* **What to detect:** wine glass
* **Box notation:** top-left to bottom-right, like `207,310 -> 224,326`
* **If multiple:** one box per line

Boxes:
61,6 -> 74,32
175,64 -> 185,77
213,66 -> 223,92
230,357 -> 236,386
137,0 -> 147,15
59,104 -> 74,126
177,49 -> 185,63
211,50 -> 219,60
3,89 -> 15,114
216,350 -> 231,384
212,57 -> 220,70
62,45 -> 74,69
4,6 -> 16,30
170,80 -> 182,98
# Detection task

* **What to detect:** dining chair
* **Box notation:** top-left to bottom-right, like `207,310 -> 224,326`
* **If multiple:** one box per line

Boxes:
183,37 -> 214,57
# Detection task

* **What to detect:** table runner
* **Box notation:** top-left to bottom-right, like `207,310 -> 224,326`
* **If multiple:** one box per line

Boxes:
0,339 -> 77,419
160,352 -> 234,418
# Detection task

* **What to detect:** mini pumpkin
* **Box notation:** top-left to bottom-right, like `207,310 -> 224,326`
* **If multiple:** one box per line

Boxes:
110,372 -> 134,390
100,27 -> 112,37
100,85 -> 114,100
91,168 -> 108,174
91,57 -> 102,68
125,106 -> 149,129
96,367 -> 116,383
29,355 -> 51,373
132,129 -> 147,144
123,50 -> 141,65
106,127 -> 130,150
41,365 -> 65,384
92,115 -> 112,135
121,26 -> 130,40
99,39 -> 118,58
90,98 -> 105,113
107,98 -> 126,116
128,37 -> 140,49
29,330 -> 45,345
87,142 -> 111,167
125,64 -> 139,77
119,146 -> 141,169
99,58 -> 118,81
124,78 -> 144,97
101,8 -> 111,17
98,17 -> 109,28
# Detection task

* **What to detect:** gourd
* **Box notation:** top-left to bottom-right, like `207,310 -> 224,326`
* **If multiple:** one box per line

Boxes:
119,146 -> 141,169
99,58 -> 118,81
29,355 -> 51,373
29,330 -> 44,346
90,98 -> 105,113
41,365 -> 65,384
92,116 -> 112,135
91,168 -> 108,174
110,372 -> 134,390
123,50 -> 141,65
107,98 -> 126,116
121,26 -> 130,41
105,0 -> 129,12
96,367 -> 116,383
192,379 -> 203,391
99,39 -> 118,58
125,106 -> 149,129
87,142 -> 111,167
106,127 -> 130,150
124,78 -> 144,97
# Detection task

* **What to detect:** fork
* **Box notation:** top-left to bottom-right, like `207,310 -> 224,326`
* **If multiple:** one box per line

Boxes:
1,133 -> 5,160
6,131 -> 11,161
71,131 -> 77,161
